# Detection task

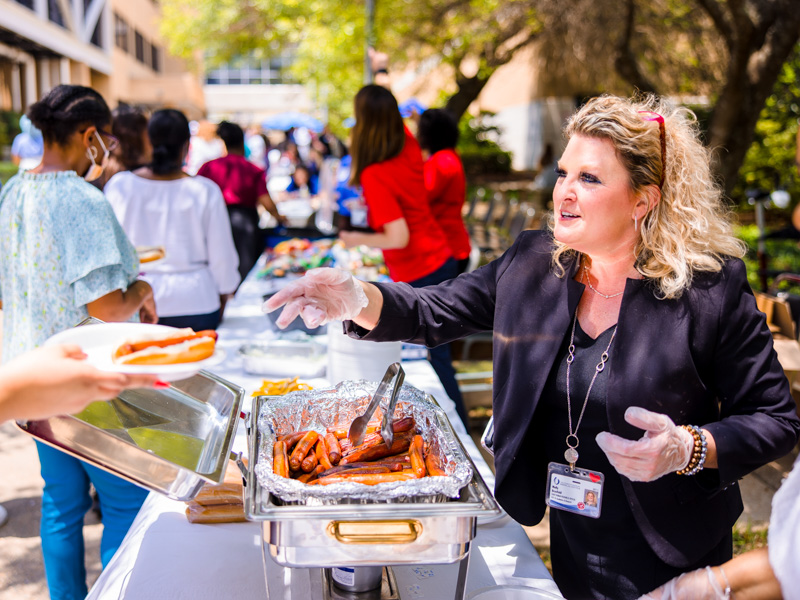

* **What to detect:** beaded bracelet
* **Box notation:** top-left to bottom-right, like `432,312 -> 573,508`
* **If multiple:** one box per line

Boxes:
676,425 -> 708,476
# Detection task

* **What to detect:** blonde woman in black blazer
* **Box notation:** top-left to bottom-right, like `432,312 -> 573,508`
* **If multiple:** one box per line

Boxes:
265,95 -> 800,599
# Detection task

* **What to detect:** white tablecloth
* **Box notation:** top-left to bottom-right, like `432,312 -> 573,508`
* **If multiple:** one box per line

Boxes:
87,270 -> 562,600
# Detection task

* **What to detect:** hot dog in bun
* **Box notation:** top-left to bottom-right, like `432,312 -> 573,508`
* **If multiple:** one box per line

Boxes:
112,328 -> 218,365
137,246 -> 166,264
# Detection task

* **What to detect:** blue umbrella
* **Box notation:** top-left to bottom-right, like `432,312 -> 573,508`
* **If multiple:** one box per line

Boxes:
398,97 -> 427,119
262,111 -> 324,132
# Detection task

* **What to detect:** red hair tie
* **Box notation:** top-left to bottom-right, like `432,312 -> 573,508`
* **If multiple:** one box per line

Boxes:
638,110 -> 666,188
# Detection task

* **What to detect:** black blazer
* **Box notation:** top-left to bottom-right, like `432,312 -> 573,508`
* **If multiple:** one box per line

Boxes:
347,231 -> 800,567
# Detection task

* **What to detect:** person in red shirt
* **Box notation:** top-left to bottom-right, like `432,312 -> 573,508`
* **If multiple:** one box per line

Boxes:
417,108 -> 472,274
340,84 -> 468,427
198,122 -> 285,281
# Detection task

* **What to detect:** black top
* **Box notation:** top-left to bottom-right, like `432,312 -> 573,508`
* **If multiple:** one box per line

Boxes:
535,319 -> 706,599
346,230 -> 800,569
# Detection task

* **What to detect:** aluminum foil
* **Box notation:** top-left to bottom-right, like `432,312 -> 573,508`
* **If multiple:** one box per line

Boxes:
254,380 -> 473,502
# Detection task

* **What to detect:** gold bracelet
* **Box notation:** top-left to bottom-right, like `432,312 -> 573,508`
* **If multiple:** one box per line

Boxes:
676,424 -> 708,476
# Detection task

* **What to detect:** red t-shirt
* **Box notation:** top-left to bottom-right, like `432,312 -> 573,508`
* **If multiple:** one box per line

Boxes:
424,149 -> 471,261
361,127 -> 452,282
197,154 -> 267,208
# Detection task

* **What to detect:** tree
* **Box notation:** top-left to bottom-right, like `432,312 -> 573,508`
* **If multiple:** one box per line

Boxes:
159,0 -> 542,128
534,0 -> 800,197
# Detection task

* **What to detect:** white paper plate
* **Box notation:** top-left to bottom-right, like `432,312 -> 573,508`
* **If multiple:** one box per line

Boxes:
468,585 -> 563,600
44,323 -> 224,382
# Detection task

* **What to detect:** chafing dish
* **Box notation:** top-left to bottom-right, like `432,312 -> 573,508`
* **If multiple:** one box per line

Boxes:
243,381 -> 501,569
18,370 -> 244,501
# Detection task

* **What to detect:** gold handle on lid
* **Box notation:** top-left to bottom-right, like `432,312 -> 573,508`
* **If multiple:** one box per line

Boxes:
327,520 -> 422,544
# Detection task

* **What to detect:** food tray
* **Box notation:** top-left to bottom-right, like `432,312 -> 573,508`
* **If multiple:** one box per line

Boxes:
244,384 -> 500,568
18,370 -> 245,501
253,380 -> 473,502
239,338 -> 326,378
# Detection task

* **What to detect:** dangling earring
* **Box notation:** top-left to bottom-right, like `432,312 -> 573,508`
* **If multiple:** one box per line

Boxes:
634,215 -> 638,232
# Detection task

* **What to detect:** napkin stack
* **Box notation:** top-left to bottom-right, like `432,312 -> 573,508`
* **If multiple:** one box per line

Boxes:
185,459 -> 246,524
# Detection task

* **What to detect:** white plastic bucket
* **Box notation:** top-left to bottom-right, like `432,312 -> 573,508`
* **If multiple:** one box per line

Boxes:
326,322 -> 402,384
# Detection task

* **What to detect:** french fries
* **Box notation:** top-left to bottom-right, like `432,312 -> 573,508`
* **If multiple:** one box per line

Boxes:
252,377 -> 313,397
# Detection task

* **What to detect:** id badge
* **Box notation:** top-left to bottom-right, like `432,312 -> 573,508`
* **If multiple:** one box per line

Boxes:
545,462 -> 604,519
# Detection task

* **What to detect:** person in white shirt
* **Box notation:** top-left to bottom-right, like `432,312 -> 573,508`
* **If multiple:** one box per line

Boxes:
105,109 -> 240,330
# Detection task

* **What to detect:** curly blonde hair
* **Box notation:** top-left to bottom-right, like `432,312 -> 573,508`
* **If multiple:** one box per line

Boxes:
551,94 -> 745,299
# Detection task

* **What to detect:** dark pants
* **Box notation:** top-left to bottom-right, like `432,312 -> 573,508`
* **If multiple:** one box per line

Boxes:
408,258 -> 470,429
227,204 -> 262,282
158,309 -> 222,331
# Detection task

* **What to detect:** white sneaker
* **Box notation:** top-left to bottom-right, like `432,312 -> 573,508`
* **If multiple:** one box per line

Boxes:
0,504 -> 7,528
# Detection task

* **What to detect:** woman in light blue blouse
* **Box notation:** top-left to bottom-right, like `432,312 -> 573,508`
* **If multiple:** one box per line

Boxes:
0,85 -> 157,600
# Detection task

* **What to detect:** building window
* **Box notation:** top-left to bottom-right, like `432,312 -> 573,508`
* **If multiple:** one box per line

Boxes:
135,31 -> 145,63
90,15 -> 102,48
115,13 -> 129,52
151,45 -> 160,72
47,0 -> 65,27
13,0 -> 34,9
204,49 -> 297,86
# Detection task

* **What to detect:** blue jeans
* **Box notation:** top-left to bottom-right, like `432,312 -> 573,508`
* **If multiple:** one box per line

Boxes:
36,442 -> 148,600
408,259 -> 470,428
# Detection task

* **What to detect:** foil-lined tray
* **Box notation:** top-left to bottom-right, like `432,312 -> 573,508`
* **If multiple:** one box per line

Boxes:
254,380 -> 473,502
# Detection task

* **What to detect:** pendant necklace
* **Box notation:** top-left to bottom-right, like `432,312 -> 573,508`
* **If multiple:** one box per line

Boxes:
565,310 -> 618,470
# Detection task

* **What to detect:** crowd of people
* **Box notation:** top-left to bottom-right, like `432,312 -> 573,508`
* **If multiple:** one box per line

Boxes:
1,73 -> 800,600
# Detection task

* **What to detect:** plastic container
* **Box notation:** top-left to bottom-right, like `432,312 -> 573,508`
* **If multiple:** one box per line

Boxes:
238,339 -> 326,378
326,322 -> 402,384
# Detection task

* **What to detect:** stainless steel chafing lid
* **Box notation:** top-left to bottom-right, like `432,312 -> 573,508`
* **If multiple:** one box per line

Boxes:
17,363 -> 244,499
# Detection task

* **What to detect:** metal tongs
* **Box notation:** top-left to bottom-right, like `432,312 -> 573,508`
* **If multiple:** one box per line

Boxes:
347,362 -> 405,448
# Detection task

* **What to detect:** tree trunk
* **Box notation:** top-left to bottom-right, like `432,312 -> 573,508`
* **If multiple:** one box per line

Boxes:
703,2 -> 800,198
445,74 -> 490,122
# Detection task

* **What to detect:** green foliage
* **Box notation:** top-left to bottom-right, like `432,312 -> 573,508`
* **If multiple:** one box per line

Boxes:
733,42 -> 800,207
457,113 -> 512,177
0,110 -> 22,151
737,223 -> 800,292
159,0 -> 541,132
0,161 -> 18,185
732,523 -> 768,557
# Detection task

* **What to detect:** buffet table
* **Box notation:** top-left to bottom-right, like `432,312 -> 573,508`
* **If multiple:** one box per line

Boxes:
86,265 -> 562,600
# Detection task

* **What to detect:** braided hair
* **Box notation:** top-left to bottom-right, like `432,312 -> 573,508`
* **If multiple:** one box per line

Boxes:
148,109 -> 190,175
27,84 -> 111,146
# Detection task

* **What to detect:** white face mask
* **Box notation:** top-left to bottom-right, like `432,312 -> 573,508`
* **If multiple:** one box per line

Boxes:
84,132 -> 110,182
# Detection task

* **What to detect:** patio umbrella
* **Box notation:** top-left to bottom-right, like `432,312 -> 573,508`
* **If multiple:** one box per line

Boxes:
262,112 -> 324,132
398,97 -> 427,119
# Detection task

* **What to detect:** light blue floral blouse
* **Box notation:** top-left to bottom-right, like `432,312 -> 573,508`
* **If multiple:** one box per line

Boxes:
0,171 -> 140,361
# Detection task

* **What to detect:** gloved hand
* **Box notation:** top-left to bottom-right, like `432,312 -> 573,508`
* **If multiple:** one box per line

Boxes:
595,406 -> 693,482
262,268 -> 369,329
639,566 -> 730,600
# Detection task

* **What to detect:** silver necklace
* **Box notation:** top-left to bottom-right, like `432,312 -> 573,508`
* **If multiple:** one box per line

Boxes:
583,264 -> 625,299
565,311 -> 618,470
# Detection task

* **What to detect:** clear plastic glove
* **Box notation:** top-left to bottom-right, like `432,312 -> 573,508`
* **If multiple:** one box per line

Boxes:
639,566 -> 730,600
595,406 -> 693,482
262,268 -> 369,329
